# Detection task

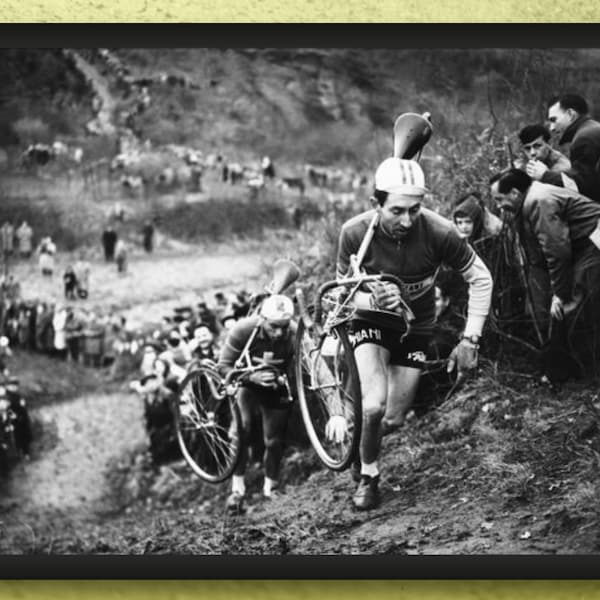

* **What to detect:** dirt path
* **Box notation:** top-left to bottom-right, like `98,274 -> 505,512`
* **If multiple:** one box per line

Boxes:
7,391 -> 146,513
0,246 -> 267,547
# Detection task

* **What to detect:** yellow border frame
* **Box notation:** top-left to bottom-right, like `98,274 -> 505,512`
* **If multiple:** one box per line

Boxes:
2,580 -> 600,598
0,0 -> 599,22
1,0 -> 600,594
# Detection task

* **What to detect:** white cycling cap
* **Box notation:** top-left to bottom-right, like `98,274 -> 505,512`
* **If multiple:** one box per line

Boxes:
374,157 -> 427,196
260,294 -> 294,322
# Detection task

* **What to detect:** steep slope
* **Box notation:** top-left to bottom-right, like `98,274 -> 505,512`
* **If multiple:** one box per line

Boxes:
64,50 -> 117,136
3,48 -> 600,176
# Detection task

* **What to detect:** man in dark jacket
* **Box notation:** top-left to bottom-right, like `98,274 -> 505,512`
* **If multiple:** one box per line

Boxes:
533,94 -> 600,203
141,221 -> 154,253
102,226 -> 118,262
490,168 -> 600,378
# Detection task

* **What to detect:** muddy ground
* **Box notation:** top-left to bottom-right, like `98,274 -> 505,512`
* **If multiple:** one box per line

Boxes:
0,241 -> 599,555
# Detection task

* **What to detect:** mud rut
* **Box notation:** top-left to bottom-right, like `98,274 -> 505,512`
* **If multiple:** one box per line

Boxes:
2,249 -> 266,529
7,392 -> 146,514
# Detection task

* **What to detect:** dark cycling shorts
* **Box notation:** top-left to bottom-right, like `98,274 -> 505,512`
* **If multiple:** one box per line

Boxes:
348,319 -> 431,369
242,383 -> 292,410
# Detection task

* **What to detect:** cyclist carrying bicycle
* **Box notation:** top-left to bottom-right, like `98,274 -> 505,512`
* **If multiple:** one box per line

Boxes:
331,157 -> 493,510
217,294 -> 296,512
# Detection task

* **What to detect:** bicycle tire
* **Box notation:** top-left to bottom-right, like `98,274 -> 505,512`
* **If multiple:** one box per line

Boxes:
294,318 -> 361,470
174,366 -> 242,483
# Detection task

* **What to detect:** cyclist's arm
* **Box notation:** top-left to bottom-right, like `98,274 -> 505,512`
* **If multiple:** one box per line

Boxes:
460,253 -> 493,337
216,327 -> 246,378
441,227 -> 492,338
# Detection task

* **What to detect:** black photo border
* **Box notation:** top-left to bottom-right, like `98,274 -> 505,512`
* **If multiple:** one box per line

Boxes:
0,23 -> 600,579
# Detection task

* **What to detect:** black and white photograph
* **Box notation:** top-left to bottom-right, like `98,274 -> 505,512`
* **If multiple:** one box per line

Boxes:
1,44 -> 600,558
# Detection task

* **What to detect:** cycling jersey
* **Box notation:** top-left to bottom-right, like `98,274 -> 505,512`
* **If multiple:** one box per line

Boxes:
217,316 -> 296,379
337,207 -> 476,331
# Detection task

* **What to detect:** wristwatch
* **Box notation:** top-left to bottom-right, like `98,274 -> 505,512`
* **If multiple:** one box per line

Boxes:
461,334 -> 481,347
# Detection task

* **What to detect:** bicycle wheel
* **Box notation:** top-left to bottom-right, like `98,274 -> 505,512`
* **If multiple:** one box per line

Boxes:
174,366 -> 241,483
294,318 -> 361,470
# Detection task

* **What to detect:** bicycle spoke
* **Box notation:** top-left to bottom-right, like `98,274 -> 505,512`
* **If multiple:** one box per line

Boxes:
296,320 -> 360,469
200,430 -> 231,473
176,367 -> 241,482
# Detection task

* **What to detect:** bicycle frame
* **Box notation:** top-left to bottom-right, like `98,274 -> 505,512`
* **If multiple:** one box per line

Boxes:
308,273 -> 415,340
295,274 -> 457,400
220,318 -> 292,400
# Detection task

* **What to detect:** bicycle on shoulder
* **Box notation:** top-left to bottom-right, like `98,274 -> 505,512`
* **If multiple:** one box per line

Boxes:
294,270 -> 415,471
174,260 -> 300,485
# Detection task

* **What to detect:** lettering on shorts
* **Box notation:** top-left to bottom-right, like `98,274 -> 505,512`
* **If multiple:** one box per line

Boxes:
349,328 -> 382,346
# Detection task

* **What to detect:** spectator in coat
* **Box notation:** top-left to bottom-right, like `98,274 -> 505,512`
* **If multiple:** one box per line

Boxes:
0,336 -> 12,375
1,274 -> 20,302
115,239 -> 128,274
0,222 -> 14,257
52,304 -> 68,359
262,156 -> 276,179
74,256 -> 91,299
490,167 -> 600,379
63,266 -> 78,300
5,378 -> 32,458
102,225 -> 118,262
15,221 -> 33,259
538,93 -> 600,203
38,236 -> 56,277
142,221 -> 154,253
65,306 -> 85,363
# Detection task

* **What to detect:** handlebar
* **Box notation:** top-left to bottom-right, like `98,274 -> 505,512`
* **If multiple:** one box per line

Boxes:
314,273 -> 413,325
224,364 -> 284,387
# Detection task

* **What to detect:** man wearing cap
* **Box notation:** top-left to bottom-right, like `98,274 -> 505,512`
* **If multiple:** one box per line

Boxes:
218,294 -> 297,512
333,157 -> 493,510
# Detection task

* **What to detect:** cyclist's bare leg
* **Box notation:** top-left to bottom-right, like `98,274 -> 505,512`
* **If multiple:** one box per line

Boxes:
354,343 -> 390,467
382,365 -> 421,434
